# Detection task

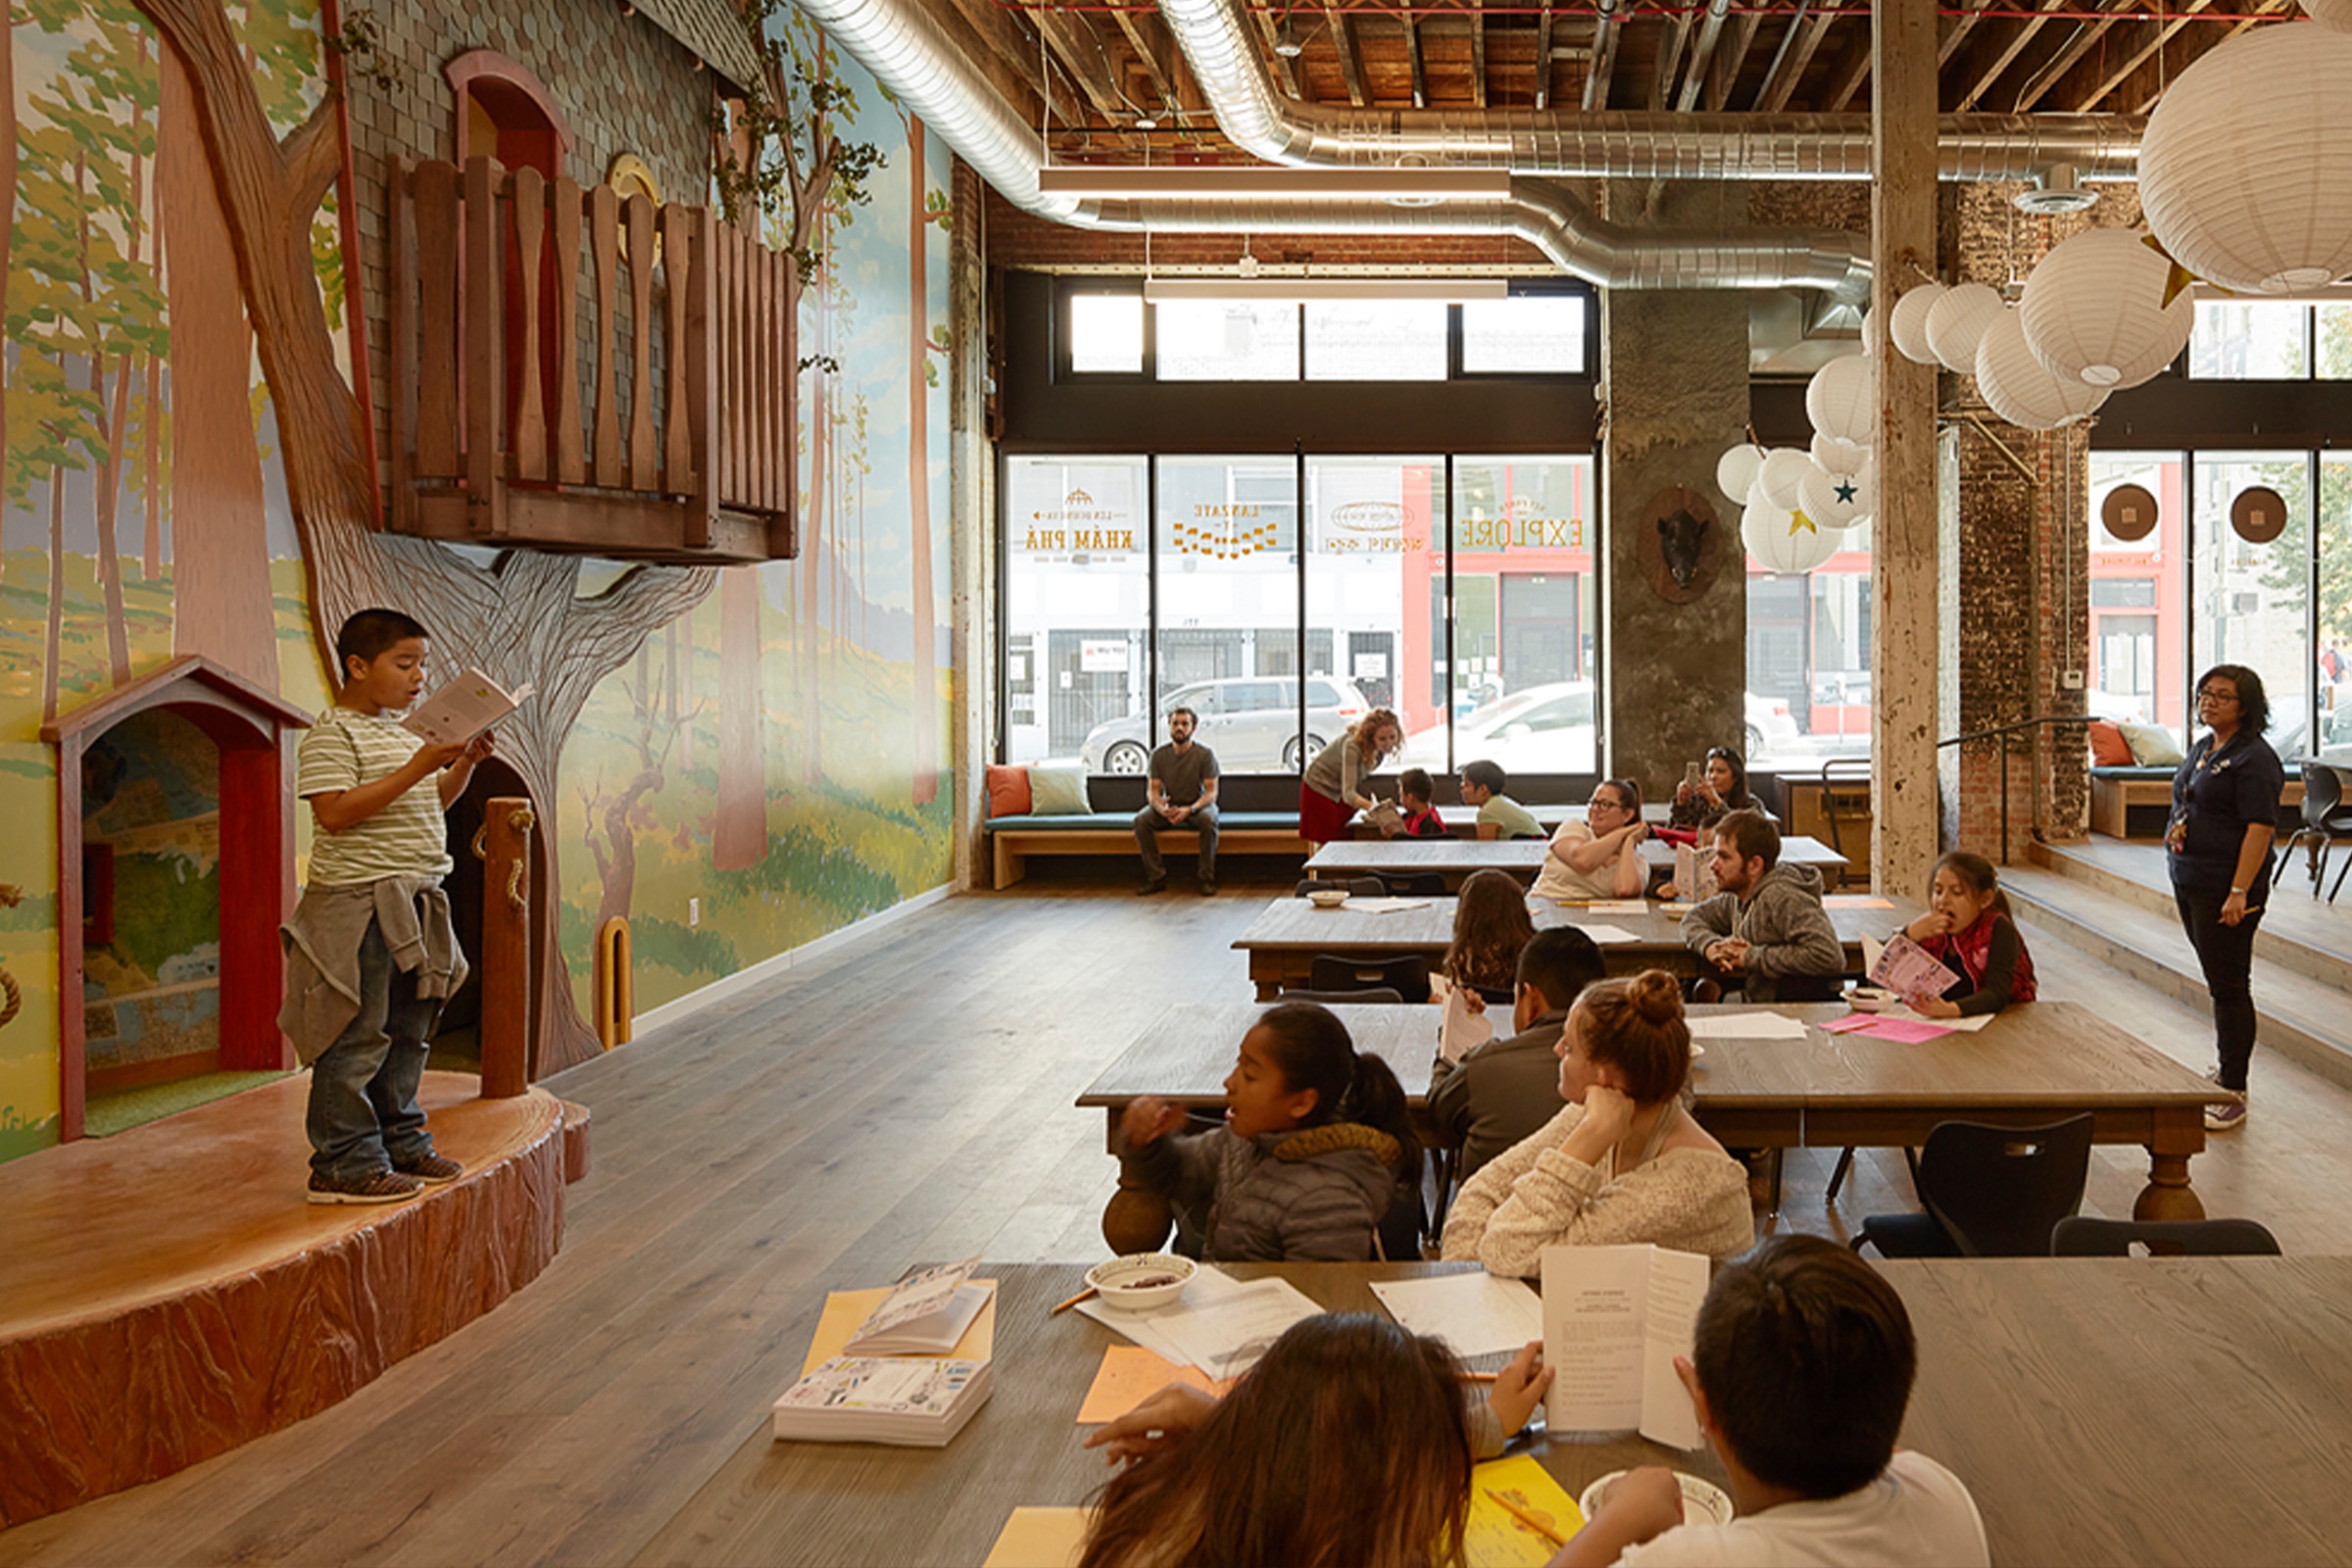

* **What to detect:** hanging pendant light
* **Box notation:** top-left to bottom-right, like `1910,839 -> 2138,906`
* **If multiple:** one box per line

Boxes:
1974,308 -> 2110,430
2018,227 -> 2195,389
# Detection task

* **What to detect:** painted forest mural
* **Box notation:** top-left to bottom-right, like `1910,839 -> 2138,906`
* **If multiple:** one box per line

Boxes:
0,0 -> 956,1163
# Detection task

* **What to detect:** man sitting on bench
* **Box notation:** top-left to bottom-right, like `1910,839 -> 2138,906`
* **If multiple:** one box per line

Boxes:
1136,707 -> 1221,897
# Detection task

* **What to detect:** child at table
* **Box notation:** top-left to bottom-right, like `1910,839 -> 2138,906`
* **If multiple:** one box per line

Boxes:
1896,852 -> 2037,1018
1396,768 -> 1452,840
1079,1313 -> 1554,1568
1115,1003 -> 1419,1262
1444,867 -> 1539,1006
1559,1235 -> 1990,1567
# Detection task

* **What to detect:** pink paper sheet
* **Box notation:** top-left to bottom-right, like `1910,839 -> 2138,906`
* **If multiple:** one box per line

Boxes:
1857,1016 -> 1953,1043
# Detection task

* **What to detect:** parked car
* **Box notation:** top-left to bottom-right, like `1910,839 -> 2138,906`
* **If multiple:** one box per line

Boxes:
1746,690 -> 1802,760
1397,682 -> 1804,775
1079,675 -> 1372,774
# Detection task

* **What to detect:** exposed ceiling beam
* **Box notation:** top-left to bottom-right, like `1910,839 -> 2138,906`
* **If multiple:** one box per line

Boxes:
1937,9 -> 1983,65
1952,0 -> 2072,113
1247,5 -> 1302,100
1703,13 -> 1761,111
1751,0 -> 1815,111
1107,5 -> 1183,119
1584,0 -> 1623,111
933,0 -> 1082,131
1470,0 -> 1488,109
1762,0 -> 1843,111
1404,11 -> 1429,109
1676,0 -> 1730,111
2115,0 -> 2289,112
2013,0 -> 2135,110
1823,30 -> 1873,110
1329,4 -> 1368,107
1535,6 -> 1556,110
1652,13 -> 1692,109
2061,0 -> 2288,111
1030,9 -> 1129,122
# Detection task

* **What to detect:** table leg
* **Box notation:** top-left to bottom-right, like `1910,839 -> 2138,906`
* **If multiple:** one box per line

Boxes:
2133,1151 -> 2206,1222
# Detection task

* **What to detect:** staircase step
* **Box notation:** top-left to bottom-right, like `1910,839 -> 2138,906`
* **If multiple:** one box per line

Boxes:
2029,843 -> 2352,994
2004,863 -> 2352,1096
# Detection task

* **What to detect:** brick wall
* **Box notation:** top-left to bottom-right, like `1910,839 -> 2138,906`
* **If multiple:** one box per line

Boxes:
346,0 -> 722,479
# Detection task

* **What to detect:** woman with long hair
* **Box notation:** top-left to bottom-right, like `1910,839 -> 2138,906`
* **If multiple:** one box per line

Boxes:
1669,746 -> 1757,832
1443,868 -> 1537,1004
1298,707 -> 1403,846
1443,969 -> 1752,1276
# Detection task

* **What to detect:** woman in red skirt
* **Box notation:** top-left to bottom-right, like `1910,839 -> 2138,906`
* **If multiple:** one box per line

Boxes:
1299,708 -> 1403,844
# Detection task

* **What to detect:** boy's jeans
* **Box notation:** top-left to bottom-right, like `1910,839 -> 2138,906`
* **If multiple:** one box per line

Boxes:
307,916 -> 441,1182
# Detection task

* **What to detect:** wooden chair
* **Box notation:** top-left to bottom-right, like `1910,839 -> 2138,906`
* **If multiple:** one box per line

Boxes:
1850,1115 -> 2093,1258
2050,1216 -> 2281,1257
1308,954 -> 1432,1004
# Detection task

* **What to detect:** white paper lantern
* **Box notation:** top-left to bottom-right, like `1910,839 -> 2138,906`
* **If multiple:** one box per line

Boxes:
1716,443 -> 1767,501
1974,309 -> 2111,430
1805,354 -> 1877,446
1888,283 -> 1946,365
1859,305 -> 1880,354
1742,492 -> 1839,574
1812,432 -> 1870,474
2018,227 -> 2195,389
2303,0 -> 2352,32
2137,24 -> 2352,293
1925,283 -> 2008,373
1798,463 -> 1874,531
1759,448 -> 1815,511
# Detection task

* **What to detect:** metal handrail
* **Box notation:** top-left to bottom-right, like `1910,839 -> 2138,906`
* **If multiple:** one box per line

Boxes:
1935,713 -> 2096,865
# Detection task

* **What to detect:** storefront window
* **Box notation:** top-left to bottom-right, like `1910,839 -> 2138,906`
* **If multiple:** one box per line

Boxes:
2088,452 -> 2186,737
1304,458 -> 1440,768
1003,457 -> 1150,766
2191,453 -> 2311,757
1154,458 -> 1307,770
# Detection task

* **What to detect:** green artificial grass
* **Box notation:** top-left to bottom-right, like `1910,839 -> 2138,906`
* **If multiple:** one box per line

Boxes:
83,1070 -> 297,1139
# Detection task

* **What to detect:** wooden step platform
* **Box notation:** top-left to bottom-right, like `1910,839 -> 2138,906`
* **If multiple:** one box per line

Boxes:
0,1072 -> 580,1528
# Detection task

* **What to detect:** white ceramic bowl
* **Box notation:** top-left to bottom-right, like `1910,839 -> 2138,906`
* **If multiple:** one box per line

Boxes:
1305,888 -> 1349,908
1086,1252 -> 1197,1311
1847,986 -> 1899,1013
1579,1471 -> 1735,1528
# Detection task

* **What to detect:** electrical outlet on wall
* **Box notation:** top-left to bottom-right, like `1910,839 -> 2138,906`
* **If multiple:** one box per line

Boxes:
2062,670 -> 2085,690
690,897 -> 701,927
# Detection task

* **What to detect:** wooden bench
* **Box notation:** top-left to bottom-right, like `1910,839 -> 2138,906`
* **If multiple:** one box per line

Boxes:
2090,766 -> 2302,840
988,811 -> 1306,889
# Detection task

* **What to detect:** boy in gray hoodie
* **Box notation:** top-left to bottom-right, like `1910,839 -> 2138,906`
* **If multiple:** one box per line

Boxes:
1681,809 -> 1846,1003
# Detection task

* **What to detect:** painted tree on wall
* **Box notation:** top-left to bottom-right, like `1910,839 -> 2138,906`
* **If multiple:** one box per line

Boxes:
126,0 -> 712,1075
899,110 -> 950,806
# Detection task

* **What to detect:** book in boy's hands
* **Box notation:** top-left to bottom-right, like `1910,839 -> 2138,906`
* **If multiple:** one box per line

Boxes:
402,667 -> 534,747
771,1355 -> 994,1446
843,1256 -> 992,1356
1541,1244 -> 1708,1449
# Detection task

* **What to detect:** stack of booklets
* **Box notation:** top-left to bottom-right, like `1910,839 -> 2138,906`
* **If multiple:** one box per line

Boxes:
772,1257 -> 998,1446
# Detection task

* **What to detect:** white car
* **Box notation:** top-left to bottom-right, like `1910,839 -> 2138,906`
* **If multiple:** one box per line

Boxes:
1078,675 -> 1372,774
1397,682 -> 1803,775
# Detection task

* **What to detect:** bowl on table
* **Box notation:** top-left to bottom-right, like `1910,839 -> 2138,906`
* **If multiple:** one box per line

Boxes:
1579,1471 -> 1735,1528
1846,986 -> 1899,1013
1085,1252 -> 1197,1311
1305,888 -> 1350,909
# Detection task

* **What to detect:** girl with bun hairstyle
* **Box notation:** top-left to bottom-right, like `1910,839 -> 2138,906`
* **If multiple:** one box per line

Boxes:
1442,969 -> 1753,1276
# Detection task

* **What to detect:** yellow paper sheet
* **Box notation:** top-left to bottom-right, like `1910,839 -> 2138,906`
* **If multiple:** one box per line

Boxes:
1824,895 -> 1895,908
1073,1345 -> 1231,1424
981,1506 -> 1090,1568
1467,1454 -> 1586,1568
799,1281 -> 998,1375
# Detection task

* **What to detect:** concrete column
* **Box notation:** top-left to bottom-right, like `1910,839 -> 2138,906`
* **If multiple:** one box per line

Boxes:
1601,181 -> 1751,798
1870,0 -> 1942,897
949,159 -> 995,891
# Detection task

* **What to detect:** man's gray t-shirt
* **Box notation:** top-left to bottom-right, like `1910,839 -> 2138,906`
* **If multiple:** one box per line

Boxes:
1151,742 -> 1219,808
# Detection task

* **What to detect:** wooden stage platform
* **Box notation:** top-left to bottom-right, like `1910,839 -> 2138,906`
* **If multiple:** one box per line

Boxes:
0,1072 -> 585,1528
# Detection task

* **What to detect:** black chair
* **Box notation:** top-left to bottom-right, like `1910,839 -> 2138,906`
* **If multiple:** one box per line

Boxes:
1294,877 -> 1390,900
2050,1216 -> 2281,1257
1381,871 -> 1449,898
2273,761 -> 2352,903
1275,987 -> 1406,1006
1850,1114 -> 2094,1258
1307,954 -> 1431,1004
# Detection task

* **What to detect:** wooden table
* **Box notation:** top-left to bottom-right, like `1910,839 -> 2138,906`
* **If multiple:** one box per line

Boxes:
1232,895 -> 1898,1000
647,1257 -> 2352,1568
1080,1000 -> 2217,1220
1305,834 -> 1848,887
1690,1002 -> 2218,1221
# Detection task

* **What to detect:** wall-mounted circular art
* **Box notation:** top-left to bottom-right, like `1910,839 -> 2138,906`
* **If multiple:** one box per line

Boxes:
2232,486 -> 2287,544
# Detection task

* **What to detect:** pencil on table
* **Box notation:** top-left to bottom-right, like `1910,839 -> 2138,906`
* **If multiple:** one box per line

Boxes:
1483,1488 -> 1568,1546
1050,1287 -> 1098,1315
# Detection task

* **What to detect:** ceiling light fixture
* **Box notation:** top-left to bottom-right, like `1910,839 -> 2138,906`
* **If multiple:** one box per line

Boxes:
1275,5 -> 1304,58
1142,277 -> 1509,303
1035,167 -> 1512,202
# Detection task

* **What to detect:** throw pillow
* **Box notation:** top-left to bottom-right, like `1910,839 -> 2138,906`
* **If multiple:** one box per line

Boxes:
2117,720 -> 2186,768
2086,720 -> 2134,768
1027,766 -> 1093,815
985,763 -> 1032,820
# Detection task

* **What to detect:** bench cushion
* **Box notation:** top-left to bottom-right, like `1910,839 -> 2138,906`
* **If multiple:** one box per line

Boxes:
2089,765 -> 2175,782
985,810 -> 1301,832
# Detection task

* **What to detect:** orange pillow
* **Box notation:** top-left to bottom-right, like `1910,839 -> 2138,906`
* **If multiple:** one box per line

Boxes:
986,763 -> 1033,819
2086,720 -> 2134,768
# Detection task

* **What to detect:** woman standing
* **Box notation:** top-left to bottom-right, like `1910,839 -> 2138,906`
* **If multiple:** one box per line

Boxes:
1298,708 -> 1402,845
2168,664 -> 2283,1131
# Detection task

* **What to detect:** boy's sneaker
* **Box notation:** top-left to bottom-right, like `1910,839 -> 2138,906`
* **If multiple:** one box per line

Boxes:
307,1168 -> 423,1205
2205,1100 -> 2248,1132
393,1151 -> 464,1184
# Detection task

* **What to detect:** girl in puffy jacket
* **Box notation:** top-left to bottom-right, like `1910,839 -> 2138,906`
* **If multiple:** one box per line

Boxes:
1116,1003 -> 1419,1262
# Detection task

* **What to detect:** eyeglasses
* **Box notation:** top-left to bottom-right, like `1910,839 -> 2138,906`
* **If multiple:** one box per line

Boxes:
2196,689 -> 2240,706
1587,795 -> 1625,811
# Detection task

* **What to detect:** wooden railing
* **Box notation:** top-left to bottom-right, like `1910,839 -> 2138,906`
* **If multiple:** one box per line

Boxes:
385,155 -> 795,564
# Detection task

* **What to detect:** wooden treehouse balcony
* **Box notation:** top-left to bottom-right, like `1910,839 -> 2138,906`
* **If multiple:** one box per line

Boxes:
386,156 -> 796,565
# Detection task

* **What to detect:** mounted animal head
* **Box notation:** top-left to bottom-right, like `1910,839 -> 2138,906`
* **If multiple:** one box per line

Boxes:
1657,508 -> 1710,589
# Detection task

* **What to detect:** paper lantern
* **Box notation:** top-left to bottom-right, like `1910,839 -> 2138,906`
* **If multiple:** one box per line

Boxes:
1716,443 -> 1767,501
1798,463 -> 1874,531
2137,24 -> 2352,293
1860,305 -> 1880,354
2018,227 -> 2195,389
1812,432 -> 1870,475
1742,490 -> 1839,574
1759,448 -> 1815,511
1889,283 -> 1946,365
1805,354 -> 1877,446
1974,309 -> 2110,430
1926,284 -> 2007,374
2303,0 -> 2352,31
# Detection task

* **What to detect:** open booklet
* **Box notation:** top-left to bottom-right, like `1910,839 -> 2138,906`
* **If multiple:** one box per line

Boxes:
1542,1244 -> 1707,1449
844,1255 -> 992,1355
402,667 -> 535,747
1863,932 -> 1961,1000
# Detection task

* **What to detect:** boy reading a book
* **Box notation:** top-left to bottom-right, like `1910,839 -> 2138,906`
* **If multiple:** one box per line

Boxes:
1556,1235 -> 1989,1567
279,610 -> 494,1204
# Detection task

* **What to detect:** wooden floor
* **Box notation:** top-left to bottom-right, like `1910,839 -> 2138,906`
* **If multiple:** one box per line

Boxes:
4,877 -> 2350,1565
